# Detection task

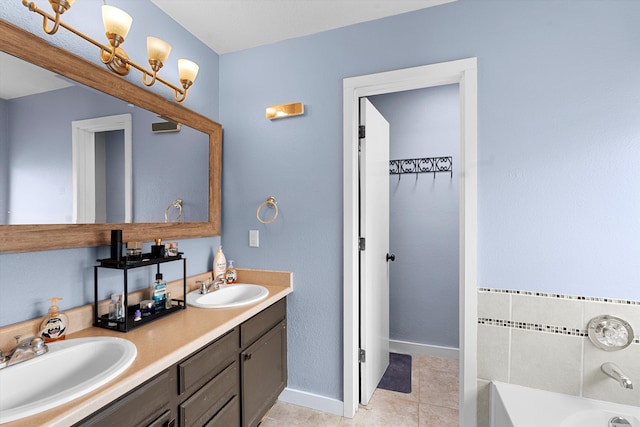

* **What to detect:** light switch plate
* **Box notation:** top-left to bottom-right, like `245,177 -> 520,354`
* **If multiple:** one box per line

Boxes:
249,230 -> 259,247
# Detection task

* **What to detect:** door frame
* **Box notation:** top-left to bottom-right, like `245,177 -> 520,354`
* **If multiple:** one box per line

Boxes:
72,113 -> 132,224
343,58 -> 478,426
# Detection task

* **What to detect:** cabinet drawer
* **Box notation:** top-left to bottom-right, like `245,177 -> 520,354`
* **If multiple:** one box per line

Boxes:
241,298 -> 286,348
178,328 -> 238,395
179,361 -> 239,427
146,409 -> 173,427
75,370 -> 171,427
204,395 -> 240,427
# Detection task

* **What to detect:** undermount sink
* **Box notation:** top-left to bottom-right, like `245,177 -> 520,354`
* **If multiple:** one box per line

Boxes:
0,336 -> 137,423
186,283 -> 269,308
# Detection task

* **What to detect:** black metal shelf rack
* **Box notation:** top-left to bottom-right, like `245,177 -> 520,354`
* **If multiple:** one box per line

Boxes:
94,253 -> 187,332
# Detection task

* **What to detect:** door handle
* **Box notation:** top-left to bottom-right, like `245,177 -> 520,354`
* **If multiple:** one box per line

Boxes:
386,253 -> 395,262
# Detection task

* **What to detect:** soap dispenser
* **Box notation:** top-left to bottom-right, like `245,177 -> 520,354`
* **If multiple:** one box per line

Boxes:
225,260 -> 237,284
40,297 -> 68,342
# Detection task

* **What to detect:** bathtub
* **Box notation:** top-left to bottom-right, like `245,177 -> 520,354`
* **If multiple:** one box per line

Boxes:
490,381 -> 640,427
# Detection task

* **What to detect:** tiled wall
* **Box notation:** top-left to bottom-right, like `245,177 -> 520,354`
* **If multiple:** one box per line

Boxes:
476,288 -> 640,427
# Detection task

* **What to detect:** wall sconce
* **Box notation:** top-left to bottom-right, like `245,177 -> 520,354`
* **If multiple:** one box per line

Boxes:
265,102 -> 305,120
22,0 -> 198,103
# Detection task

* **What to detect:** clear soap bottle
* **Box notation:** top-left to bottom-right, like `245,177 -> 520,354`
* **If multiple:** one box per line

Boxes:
109,294 -> 120,326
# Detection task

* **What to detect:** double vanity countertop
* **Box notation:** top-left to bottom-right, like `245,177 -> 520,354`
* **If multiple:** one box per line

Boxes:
0,268 -> 293,427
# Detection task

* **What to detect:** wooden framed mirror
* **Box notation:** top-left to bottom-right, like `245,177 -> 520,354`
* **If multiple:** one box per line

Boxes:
0,18 -> 221,252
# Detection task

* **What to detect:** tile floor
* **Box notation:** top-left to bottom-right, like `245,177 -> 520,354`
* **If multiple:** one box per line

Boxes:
259,354 -> 459,426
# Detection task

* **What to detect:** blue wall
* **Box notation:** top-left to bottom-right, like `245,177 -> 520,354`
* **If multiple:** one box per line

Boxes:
104,130 -> 125,223
0,99 -> 7,224
1,0 -> 639,408
219,0 -> 640,401
4,87 -> 210,224
370,85 -> 460,349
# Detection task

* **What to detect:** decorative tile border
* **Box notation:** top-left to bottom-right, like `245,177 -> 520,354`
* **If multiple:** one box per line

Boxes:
478,317 -> 587,336
478,288 -> 640,344
477,317 -> 640,344
478,287 -> 640,306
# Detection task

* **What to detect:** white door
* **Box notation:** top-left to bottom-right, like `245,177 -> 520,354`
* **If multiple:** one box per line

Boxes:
359,98 -> 391,405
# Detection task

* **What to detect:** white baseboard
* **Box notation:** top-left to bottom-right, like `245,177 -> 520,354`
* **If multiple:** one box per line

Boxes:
278,387 -> 344,417
389,339 -> 459,360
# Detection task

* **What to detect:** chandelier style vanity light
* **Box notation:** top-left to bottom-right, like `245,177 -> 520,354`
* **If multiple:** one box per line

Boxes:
22,0 -> 199,103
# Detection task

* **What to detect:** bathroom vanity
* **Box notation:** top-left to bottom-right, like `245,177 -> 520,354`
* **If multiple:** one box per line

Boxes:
75,299 -> 287,427
0,270 -> 292,427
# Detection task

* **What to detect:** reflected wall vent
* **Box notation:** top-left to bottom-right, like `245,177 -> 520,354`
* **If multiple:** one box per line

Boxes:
152,120 -> 181,133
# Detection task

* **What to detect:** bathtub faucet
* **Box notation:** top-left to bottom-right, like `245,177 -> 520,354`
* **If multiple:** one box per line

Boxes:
601,362 -> 633,390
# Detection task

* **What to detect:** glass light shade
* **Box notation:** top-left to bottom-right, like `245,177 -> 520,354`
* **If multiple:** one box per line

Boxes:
102,5 -> 133,39
147,37 -> 172,63
178,59 -> 199,83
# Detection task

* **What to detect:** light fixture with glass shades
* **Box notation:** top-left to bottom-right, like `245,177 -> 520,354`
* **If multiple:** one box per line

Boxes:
22,0 -> 199,103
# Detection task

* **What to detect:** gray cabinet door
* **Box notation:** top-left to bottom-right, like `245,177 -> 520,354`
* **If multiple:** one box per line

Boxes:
241,321 -> 287,427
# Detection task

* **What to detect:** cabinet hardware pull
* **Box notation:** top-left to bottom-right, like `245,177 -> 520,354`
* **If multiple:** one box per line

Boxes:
244,353 -> 252,361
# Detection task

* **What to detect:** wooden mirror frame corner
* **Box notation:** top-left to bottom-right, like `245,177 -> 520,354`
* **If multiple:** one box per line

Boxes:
0,18 -> 221,253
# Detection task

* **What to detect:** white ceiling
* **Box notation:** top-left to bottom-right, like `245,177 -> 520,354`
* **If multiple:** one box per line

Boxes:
0,52 -> 73,100
150,0 -> 455,54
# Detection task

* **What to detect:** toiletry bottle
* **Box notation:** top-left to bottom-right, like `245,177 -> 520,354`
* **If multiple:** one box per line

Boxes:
165,292 -> 172,309
108,294 -> 120,326
213,246 -> 226,279
110,229 -> 123,262
225,260 -> 237,284
117,294 -> 125,320
40,297 -> 68,343
151,238 -> 165,258
151,273 -> 167,311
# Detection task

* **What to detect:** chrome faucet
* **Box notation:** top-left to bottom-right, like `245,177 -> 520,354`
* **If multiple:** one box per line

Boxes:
609,416 -> 631,427
601,362 -> 634,390
198,276 -> 226,295
0,336 -> 48,369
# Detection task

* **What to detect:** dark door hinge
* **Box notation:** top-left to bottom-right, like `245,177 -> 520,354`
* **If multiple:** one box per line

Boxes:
358,125 -> 365,139
359,237 -> 366,251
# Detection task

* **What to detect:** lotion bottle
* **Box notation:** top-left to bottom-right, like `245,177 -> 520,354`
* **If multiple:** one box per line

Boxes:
213,246 -> 226,279
40,297 -> 68,342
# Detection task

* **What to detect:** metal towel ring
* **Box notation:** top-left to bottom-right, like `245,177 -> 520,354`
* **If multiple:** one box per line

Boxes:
256,196 -> 278,224
165,199 -> 183,223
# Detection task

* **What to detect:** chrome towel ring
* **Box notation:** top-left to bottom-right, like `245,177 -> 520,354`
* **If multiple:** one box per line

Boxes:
257,196 -> 278,224
165,199 -> 183,223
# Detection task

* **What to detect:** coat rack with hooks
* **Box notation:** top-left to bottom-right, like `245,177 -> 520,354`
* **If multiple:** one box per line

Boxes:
389,156 -> 453,178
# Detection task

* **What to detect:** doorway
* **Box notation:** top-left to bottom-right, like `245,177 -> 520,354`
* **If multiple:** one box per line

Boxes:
343,58 -> 478,426
71,113 -> 132,224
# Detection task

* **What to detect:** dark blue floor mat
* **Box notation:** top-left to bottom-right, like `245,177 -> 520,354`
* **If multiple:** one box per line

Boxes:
377,352 -> 412,394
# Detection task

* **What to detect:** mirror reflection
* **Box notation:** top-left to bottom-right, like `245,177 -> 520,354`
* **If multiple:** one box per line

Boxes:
0,52 -> 209,225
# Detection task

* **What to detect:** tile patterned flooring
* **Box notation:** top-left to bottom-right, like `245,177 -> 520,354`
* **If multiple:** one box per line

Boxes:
260,354 -> 459,426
